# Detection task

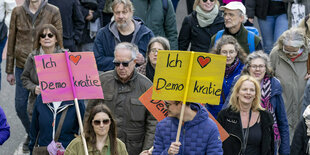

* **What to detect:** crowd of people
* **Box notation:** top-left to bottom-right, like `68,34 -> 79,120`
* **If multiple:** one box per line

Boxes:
0,0 -> 310,154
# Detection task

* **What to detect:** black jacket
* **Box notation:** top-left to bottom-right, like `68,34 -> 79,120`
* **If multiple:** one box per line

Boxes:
48,0 -> 84,44
217,107 -> 274,155
178,11 -> 224,52
246,0 -> 288,20
291,118 -> 309,155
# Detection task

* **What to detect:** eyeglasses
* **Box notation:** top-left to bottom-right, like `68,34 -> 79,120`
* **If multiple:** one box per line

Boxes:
282,46 -> 301,55
150,48 -> 161,54
249,64 -> 266,70
202,0 -> 214,2
220,50 -> 236,56
113,59 -> 134,67
40,33 -> 54,39
93,119 -> 110,126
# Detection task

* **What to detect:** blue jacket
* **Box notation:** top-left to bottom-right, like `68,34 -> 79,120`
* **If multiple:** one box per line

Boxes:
29,95 -> 85,153
153,103 -> 223,155
0,106 -> 10,145
207,62 -> 243,118
223,76 -> 290,155
93,17 -> 154,71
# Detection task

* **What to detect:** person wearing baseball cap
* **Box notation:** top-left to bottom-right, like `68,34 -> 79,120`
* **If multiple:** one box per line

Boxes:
210,1 -> 262,54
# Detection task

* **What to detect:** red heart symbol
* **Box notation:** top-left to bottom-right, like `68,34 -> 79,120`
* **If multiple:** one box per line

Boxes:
197,56 -> 211,68
69,55 -> 81,65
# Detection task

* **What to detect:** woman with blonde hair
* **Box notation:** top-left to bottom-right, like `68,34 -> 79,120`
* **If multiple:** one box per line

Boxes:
217,75 -> 274,155
178,0 -> 224,52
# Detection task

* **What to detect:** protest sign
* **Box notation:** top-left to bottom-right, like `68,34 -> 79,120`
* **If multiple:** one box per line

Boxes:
139,86 -> 229,142
152,50 -> 226,105
35,52 -> 104,103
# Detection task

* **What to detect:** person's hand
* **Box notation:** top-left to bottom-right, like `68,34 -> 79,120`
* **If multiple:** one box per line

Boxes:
168,141 -> 181,155
248,18 -> 254,24
35,85 -> 41,95
305,73 -> 310,80
136,52 -> 145,65
7,74 -> 15,85
86,10 -> 94,21
139,150 -> 151,155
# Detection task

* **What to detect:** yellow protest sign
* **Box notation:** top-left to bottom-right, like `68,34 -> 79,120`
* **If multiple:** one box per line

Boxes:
152,50 -> 226,105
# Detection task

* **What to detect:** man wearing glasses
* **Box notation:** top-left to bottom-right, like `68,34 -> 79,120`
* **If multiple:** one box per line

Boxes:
93,0 -> 154,72
210,1 -> 262,54
152,101 -> 223,154
87,42 -> 157,155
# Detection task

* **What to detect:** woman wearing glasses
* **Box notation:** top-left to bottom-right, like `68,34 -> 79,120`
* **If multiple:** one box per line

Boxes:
178,0 -> 224,52
65,104 -> 128,155
137,36 -> 170,82
224,51 -> 289,155
217,75 -> 274,155
270,27 -> 310,141
21,24 -> 64,123
206,35 -> 246,118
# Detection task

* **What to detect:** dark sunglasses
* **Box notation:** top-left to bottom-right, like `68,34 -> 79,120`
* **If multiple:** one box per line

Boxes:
113,59 -> 134,67
93,119 -> 110,126
40,33 -> 54,39
202,0 -> 214,2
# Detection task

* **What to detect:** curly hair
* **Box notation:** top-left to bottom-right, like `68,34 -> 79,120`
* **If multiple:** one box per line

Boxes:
211,35 -> 247,63
241,50 -> 273,77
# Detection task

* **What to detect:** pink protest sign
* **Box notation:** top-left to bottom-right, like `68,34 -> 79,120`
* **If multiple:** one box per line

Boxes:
35,52 -> 104,103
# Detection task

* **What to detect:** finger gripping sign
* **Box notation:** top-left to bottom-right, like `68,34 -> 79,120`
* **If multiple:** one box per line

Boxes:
35,52 -> 104,103
152,50 -> 226,105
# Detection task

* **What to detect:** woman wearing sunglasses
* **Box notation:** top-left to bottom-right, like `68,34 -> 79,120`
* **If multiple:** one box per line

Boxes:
65,104 -> 128,155
137,36 -> 170,82
21,24 -> 64,122
270,27 -> 310,142
178,0 -> 224,52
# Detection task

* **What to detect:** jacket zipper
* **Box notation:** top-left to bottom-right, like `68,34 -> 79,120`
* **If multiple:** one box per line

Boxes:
230,133 -> 242,155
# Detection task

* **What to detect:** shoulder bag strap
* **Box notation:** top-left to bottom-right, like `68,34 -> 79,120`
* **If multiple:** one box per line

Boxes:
54,108 -> 68,142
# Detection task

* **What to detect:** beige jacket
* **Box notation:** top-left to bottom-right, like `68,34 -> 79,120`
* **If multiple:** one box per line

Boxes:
6,0 -> 62,74
270,45 -> 308,140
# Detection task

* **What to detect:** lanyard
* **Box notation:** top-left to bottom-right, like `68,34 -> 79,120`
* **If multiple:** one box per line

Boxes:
240,110 -> 252,155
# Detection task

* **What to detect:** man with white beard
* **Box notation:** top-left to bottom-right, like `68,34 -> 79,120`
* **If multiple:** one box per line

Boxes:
93,0 -> 154,72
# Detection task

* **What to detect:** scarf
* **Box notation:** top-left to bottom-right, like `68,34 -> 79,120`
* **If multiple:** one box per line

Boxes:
196,5 -> 218,27
260,76 -> 280,141
303,105 -> 310,154
146,62 -> 155,82
225,57 -> 239,78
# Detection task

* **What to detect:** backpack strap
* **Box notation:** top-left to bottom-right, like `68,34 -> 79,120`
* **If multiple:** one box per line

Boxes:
247,31 -> 255,53
214,30 -> 224,47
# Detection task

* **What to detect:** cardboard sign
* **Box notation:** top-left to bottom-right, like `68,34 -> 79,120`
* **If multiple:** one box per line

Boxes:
152,50 -> 226,105
35,52 -> 104,103
139,86 -> 229,142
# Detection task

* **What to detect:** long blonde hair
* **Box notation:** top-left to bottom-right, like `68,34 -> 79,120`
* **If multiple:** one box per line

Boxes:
229,75 -> 264,112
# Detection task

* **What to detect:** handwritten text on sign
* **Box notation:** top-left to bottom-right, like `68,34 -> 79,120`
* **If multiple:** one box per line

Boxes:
35,52 -> 104,103
152,51 -> 226,105
139,86 -> 229,142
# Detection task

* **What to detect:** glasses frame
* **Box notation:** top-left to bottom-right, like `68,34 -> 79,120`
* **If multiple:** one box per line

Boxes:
93,119 -> 110,126
202,0 -> 214,2
40,33 -> 54,39
249,64 -> 266,70
282,45 -> 301,55
113,58 -> 134,67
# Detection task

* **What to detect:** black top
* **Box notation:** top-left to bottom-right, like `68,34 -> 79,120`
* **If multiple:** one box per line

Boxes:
244,122 -> 262,155
119,31 -> 134,42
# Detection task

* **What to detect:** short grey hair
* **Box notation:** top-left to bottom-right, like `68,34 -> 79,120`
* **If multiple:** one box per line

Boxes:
242,50 -> 273,77
114,42 -> 137,59
238,10 -> 248,24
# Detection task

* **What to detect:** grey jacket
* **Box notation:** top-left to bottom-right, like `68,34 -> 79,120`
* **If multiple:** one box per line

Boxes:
87,69 -> 156,155
270,45 -> 308,140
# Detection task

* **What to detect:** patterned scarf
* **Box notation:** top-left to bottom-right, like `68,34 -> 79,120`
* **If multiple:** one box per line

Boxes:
260,76 -> 280,141
225,57 -> 239,78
